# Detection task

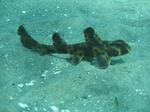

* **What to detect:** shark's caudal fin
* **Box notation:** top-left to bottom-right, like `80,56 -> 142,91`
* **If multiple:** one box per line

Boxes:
17,25 -> 42,50
17,25 -> 56,55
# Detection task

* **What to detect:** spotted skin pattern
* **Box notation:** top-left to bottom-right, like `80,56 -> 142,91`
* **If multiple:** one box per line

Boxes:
17,25 -> 131,68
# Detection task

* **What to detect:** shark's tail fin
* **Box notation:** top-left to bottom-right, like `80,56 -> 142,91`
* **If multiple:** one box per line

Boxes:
17,25 -> 68,55
17,25 -> 42,50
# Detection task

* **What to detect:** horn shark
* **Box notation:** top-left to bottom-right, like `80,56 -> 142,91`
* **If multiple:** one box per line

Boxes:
17,25 -> 131,68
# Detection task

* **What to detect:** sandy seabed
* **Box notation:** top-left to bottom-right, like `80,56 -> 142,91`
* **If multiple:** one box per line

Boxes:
0,0 -> 150,112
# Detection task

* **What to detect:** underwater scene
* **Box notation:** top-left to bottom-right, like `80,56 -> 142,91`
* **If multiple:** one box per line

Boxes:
0,0 -> 150,112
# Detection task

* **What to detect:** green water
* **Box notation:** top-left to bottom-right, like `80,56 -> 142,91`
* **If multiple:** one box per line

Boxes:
0,0 -> 150,111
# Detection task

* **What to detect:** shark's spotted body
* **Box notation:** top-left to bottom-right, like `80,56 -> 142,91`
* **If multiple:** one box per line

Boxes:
17,25 -> 131,68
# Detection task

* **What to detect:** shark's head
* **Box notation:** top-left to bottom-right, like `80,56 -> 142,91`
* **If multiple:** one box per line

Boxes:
107,40 -> 131,57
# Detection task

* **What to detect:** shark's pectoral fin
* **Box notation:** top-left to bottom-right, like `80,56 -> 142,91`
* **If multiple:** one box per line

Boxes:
70,51 -> 84,65
70,55 -> 83,65
92,53 -> 111,69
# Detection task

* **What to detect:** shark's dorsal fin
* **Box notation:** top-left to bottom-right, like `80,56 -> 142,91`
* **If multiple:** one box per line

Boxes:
52,33 -> 68,53
83,27 -> 103,46
92,53 -> 111,69
52,33 -> 67,47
